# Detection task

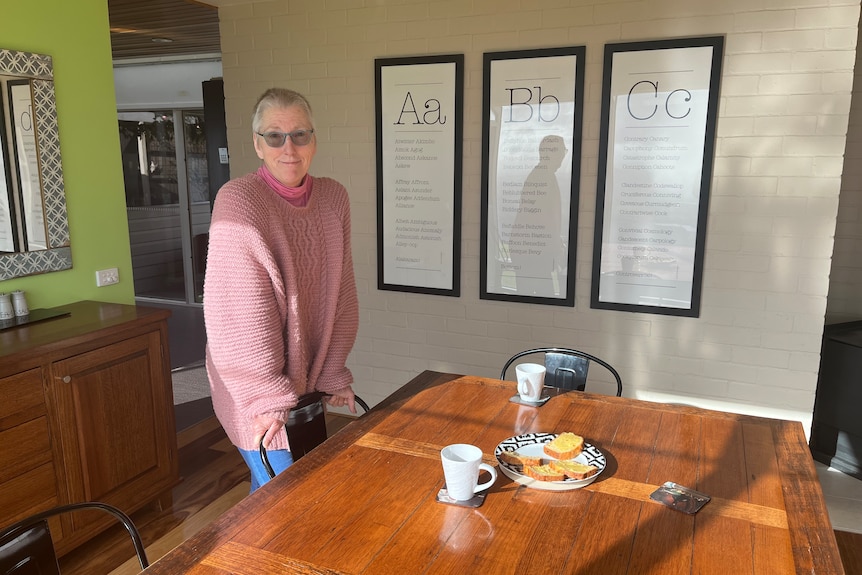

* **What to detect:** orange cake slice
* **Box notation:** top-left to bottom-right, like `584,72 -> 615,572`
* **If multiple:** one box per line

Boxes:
543,432 -> 584,460
499,451 -> 543,468
549,459 -> 598,480
524,464 -> 565,482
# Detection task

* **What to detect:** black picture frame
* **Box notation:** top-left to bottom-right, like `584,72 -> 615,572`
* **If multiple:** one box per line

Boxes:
480,46 -> 585,307
591,36 -> 724,317
375,54 -> 463,297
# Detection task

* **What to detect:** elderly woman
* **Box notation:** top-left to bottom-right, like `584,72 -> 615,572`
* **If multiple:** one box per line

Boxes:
203,88 -> 359,492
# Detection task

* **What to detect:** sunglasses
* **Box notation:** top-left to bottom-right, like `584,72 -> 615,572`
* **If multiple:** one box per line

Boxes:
256,129 -> 315,147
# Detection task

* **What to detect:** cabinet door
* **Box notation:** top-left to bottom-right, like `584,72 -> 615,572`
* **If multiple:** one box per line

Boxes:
51,330 -> 177,532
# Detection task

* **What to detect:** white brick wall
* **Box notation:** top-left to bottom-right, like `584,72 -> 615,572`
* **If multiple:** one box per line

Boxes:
214,0 -> 860,431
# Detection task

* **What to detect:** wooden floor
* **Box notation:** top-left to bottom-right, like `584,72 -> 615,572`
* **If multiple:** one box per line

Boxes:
57,413 -> 862,575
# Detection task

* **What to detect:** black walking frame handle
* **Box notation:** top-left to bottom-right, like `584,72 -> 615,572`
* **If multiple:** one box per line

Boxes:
259,392 -> 370,479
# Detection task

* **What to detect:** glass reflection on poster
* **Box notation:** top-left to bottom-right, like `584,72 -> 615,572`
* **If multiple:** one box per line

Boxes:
9,79 -> 47,251
591,37 -> 723,317
480,46 -> 585,306
0,96 -> 14,253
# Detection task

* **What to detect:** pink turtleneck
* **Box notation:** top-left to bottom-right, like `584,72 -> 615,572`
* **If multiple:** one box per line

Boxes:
257,165 -> 313,207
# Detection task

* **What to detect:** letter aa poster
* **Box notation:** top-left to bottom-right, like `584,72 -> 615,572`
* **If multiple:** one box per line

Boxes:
375,55 -> 463,296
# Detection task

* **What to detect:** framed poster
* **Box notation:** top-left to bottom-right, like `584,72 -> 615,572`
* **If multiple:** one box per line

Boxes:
480,46 -> 585,307
9,79 -> 47,251
375,54 -> 463,296
591,36 -> 724,317
0,95 -> 15,253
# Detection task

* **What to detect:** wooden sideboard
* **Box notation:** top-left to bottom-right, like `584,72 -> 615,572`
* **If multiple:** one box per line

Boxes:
0,300 -> 179,555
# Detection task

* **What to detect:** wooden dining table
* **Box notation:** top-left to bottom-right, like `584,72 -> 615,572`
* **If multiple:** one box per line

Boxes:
143,370 -> 844,574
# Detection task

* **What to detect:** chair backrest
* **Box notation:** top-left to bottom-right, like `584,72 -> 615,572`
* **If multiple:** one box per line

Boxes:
0,502 -> 148,575
0,520 -> 59,575
501,347 -> 623,397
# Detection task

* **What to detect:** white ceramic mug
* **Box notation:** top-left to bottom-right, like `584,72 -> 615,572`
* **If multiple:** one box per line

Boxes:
516,363 -> 546,402
440,443 -> 497,501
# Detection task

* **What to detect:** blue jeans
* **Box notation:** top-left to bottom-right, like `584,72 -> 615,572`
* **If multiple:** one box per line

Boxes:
238,447 -> 294,493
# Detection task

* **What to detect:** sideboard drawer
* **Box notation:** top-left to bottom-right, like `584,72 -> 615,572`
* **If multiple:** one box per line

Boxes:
0,367 -> 46,427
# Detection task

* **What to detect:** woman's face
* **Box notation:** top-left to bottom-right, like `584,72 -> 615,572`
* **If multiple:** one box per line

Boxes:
253,105 -> 317,187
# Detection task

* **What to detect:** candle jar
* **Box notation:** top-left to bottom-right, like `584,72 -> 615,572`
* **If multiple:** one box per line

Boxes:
11,290 -> 28,317
0,293 -> 13,320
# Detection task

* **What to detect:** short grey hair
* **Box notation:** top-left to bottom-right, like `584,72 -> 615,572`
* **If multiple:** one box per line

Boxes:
251,88 -> 315,132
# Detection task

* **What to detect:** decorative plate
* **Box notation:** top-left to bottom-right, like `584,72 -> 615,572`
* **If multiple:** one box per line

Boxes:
494,432 -> 606,491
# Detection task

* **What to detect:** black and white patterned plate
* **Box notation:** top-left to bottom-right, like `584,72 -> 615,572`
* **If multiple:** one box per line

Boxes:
494,433 -> 606,491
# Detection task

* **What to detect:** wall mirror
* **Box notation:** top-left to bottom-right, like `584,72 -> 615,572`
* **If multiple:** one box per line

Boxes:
0,48 -> 70,280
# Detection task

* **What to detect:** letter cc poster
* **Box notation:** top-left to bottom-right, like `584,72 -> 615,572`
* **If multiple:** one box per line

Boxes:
591,36 -> 724,317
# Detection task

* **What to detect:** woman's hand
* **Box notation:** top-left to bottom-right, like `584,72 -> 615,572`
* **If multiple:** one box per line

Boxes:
253,415 -> 286,448
324,386 -> 356,414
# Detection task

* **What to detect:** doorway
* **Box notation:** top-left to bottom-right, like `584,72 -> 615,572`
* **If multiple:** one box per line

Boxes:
118,109 -> 211,304
118,109 -> 212,369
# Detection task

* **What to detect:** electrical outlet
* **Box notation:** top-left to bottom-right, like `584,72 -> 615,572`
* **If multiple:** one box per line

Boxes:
96,268 -> 119,287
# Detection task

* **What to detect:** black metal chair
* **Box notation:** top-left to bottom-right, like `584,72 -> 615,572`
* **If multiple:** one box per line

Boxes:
261,391 -> 370,478
501,347 -> 623,397
0,501 -> 149,574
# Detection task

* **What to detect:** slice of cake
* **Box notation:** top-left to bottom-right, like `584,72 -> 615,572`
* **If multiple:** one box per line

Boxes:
548,459 -> 598,480
524,464 -> 565,482
543,432 -> 584,460
499,451 -> 543,468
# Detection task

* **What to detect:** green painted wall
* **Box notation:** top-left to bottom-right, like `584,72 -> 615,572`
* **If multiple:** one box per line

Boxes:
0,0 -> 134,308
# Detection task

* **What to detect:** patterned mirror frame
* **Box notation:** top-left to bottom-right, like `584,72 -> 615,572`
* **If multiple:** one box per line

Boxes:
0,49 -> 71,280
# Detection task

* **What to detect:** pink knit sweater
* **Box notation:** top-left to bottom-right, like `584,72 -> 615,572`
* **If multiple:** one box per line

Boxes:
203,172 -> 359,451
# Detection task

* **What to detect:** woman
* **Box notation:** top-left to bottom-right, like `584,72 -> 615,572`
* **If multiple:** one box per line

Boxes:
203,88 -> 359,492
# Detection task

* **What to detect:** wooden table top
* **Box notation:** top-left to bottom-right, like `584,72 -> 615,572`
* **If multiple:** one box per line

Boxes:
143,370 -> 844,574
